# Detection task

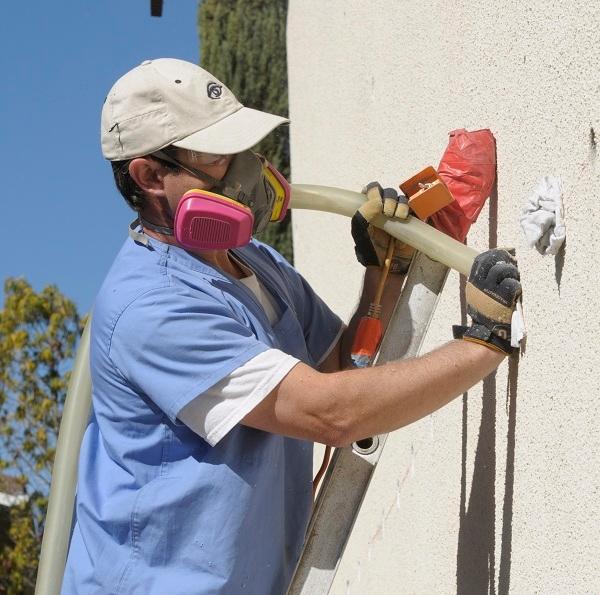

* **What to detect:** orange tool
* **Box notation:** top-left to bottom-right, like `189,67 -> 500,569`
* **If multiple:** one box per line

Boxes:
350,236 -> 396,367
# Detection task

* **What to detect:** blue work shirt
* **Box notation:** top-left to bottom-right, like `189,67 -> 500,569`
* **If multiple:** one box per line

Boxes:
62,233 -> 342,595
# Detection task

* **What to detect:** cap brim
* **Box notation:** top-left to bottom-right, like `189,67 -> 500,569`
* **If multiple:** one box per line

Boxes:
172,106 -> 289,154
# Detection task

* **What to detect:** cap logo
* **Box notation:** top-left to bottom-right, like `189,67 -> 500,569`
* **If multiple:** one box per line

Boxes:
207,82 -> 223,99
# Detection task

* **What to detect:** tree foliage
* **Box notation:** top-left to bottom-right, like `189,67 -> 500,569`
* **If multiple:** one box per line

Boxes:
198,0 -> 293,262
0,278 -> 83,593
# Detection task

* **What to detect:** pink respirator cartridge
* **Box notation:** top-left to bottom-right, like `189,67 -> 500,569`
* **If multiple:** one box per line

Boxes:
174,189 -> 254,251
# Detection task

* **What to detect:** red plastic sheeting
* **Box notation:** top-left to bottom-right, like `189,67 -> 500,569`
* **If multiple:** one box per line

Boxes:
430,129 -> 497,242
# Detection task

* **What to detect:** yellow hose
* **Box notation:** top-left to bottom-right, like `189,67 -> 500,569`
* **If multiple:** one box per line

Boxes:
35,318 -> 91,595
290,184 -> 478,276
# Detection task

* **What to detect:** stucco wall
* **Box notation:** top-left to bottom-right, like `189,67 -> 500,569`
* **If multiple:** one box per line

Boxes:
288,2 -> 599,593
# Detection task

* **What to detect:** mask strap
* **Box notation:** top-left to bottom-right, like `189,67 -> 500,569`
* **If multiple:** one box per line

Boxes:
139,216 -> 174,236
129,216 -> 175,239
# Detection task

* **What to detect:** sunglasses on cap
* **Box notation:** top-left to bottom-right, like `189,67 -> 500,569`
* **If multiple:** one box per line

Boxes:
151,149 -> 227,188
151,148 -> 230,167
186,150 -> 232,166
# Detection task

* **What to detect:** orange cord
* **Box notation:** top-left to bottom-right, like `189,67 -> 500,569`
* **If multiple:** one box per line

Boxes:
312,445 -> 332,499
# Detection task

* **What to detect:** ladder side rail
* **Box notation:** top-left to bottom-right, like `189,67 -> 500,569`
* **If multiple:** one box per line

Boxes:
287,254 -> 449,595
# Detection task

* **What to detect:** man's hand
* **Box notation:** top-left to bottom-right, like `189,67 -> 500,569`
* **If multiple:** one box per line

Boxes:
454,249 -> 523,355
351,182 -> 414,274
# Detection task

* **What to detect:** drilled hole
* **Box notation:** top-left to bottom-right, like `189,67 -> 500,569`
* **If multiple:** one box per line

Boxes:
352,436 -> 379,455
355,438 -> 374,450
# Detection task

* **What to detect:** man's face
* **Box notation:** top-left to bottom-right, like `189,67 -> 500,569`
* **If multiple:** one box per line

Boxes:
161,148 -> 234,213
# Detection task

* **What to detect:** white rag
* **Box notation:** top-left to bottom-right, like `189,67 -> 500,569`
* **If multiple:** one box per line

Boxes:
519,176 -> 566,255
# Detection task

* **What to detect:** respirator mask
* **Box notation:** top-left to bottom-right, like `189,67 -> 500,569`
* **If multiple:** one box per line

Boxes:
139,149 -> 290,251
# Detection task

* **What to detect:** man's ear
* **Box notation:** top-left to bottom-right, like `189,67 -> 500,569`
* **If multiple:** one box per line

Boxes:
129,158 -> 168,197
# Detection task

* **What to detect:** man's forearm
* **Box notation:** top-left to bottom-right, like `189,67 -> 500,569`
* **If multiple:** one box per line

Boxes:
334,267 -> 503,444
331,339 -> 504,444
339,267 -> 406,368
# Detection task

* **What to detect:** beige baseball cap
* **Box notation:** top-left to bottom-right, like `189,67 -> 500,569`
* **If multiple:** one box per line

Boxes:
101,58 -> 289,160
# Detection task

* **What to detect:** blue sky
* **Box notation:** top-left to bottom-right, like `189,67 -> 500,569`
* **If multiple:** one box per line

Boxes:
1,0 -> 199,312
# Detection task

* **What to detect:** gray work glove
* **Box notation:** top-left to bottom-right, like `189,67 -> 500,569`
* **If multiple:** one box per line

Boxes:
351,182 -> 414,274
454,249 -> 523,354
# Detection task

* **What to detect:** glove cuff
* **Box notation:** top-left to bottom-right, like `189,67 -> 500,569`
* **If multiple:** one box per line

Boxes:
351,212 -> 380,267
452,324 -> 514,355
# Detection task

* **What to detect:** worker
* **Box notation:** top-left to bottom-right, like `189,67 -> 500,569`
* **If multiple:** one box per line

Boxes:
61,58 -> 522,595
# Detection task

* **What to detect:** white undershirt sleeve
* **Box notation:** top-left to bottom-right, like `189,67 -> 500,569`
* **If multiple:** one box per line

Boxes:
177,348 -> 300,446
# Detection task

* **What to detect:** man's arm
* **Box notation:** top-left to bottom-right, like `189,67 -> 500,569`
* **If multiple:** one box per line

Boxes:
243,339 -> 502,447
244,249 -> 521,446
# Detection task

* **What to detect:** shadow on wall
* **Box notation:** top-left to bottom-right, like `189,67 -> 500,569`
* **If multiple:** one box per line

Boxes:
455,183 -> 520,595
555,239 -> 566,291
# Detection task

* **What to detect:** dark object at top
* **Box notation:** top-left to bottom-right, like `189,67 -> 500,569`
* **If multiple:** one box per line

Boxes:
151,0 -> 163,17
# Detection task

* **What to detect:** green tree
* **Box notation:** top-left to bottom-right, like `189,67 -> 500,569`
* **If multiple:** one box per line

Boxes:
0,278 -> 83,593
198,0 -> 293,262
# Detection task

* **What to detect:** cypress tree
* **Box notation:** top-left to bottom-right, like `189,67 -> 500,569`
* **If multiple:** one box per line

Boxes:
198,0 -> 293,262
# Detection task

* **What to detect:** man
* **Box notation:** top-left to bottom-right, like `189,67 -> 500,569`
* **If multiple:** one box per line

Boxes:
62,58 -> 521,594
